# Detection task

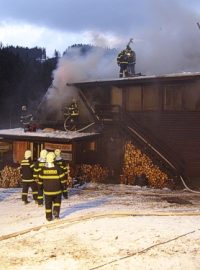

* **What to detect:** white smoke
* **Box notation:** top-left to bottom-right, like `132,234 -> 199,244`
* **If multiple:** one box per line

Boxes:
40,44 -> 118,121
134,0 -> 200,75
40,0 -> 200,119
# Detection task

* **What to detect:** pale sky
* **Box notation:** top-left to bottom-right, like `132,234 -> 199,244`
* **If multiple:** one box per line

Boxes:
0,0 -> 200,58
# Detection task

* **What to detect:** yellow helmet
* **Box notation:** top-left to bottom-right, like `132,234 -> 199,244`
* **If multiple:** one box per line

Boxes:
54,149 -> 61,157
46,152 -> 55,163
24,150 -> 32,159
40,149 -> 48,159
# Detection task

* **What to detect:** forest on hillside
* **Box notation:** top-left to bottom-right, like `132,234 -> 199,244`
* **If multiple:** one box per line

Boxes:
0,45 -> 57,128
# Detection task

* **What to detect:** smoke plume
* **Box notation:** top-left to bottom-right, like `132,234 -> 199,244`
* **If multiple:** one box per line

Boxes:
134,0 -> 200,75
39,0 -> 200,121
39,45 -> 118,122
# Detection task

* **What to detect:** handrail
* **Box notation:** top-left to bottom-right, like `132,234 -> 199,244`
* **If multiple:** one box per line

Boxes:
77,89 -> 100,122
131,127 -> 200,193
121,113 -> 186,181
126,125 -> 176,171
94,104 -> 122,121
124,113 -> 185,171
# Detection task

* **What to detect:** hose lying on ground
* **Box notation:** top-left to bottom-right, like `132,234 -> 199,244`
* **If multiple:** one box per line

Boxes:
1,211 -> 200,242
180,175 -> 200,194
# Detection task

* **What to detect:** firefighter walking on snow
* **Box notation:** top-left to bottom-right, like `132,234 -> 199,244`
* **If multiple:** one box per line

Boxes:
38,152 -> 68,221
33,149 -> 48,206
54,148 -> 70,199
20,150 -> 38,204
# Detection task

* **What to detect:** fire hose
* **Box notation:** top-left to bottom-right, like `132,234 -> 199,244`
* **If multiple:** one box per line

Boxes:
1,211 -> 200,242
180,175 -> 200,194
76,122 -> 95,132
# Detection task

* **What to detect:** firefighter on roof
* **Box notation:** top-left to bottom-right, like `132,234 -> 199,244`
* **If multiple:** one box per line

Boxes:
54,148 -> 70,199
117,49 -> 129,78
64,98 -> 79,118
69,98 -> 79,116
38,152 -> 67,221
33,149 -> 48,206
20,150 -> 38,204
63,98 -> 80,131
117,38 -> 136,77
126,45 -> 136,76
20,105 -> 33,132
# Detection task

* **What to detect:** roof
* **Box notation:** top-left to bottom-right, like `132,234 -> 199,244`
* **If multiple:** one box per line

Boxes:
68,72 -> 200,88
0,128 -> 100,143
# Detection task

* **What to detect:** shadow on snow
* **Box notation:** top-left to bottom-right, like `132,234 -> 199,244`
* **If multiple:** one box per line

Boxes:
60,196 -> 111,218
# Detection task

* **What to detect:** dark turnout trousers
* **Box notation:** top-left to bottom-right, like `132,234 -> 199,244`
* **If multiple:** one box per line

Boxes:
22,180 -> 38,203
119,63 -> 128,77
45,193 -> 62,221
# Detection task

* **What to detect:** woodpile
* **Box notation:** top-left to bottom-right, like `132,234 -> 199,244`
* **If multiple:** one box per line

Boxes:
0,166 -> 21,188
78,164 -> 109,183
121,141 -> 169,188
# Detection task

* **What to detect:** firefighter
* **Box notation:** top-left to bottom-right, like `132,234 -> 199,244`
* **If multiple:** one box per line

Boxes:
126,45 -> 136,76
38,152 -> 67,221
20,150 -> 38,204
64,98 -> 79,119
63,98 -> 80,131
54,148 -> 70,199
117,50 -> 129,78
20,105 -> 33,132
33,149 -> 48,206
68,98 -> 79,117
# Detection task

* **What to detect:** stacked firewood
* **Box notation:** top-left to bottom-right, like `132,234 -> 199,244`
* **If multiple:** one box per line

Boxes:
79,164 -> 109,183
0,166 -> 21,188
121,141 -> 169,188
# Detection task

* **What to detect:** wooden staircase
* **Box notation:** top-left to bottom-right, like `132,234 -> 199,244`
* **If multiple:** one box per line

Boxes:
127,111 -> 200,180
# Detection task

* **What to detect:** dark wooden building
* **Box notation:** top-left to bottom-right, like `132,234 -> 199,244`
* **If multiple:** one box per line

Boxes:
1,72 -> 200,187
71,72 -> 200,187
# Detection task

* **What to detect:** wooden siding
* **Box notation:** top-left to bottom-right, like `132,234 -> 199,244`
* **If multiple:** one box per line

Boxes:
128,111 -> 200,178
13,141 -> 29,163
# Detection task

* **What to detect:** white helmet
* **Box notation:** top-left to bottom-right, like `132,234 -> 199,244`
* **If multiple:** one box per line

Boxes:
46,152 -> 55,163
54,149 -> 61,157
40,149 -> 48,159
24,150 -> 32,159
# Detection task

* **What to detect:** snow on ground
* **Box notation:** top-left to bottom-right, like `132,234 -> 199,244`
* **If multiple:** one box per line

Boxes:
0,183 -> 200,270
